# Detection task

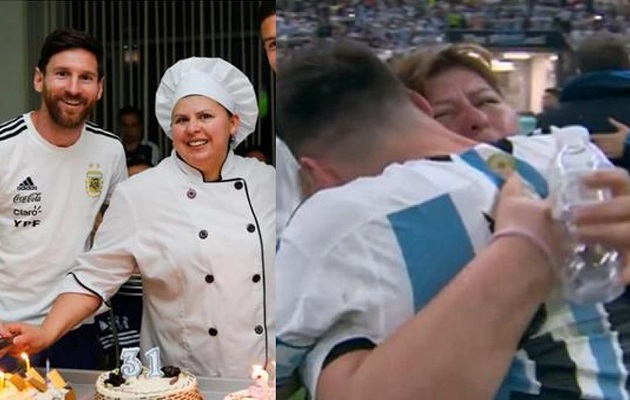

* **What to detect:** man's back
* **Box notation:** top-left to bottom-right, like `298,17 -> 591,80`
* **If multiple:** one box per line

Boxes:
277,138 -> 568,396
537,71 -> 630,134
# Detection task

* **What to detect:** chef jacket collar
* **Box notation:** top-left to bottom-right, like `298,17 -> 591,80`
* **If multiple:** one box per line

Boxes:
173,149 -> 237,183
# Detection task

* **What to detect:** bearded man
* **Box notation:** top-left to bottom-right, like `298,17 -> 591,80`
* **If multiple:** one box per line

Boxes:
0,28 -> 126,370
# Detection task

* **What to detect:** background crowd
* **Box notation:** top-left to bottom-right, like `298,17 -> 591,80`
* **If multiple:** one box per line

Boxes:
278,0 -> 630,60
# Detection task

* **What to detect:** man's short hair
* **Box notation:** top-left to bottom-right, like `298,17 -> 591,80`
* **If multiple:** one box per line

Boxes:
575,31 -> 630,73
544,87 -> 560,98
119,105 -> 143,122
277,39 -> 409,158
258,1 -> 275,28
37,28 -> 104,78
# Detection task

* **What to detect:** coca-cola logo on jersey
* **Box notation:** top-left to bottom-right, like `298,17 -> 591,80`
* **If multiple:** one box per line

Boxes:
13,192 -> 42,204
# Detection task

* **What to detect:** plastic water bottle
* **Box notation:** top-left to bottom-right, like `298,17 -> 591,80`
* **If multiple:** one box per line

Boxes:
548,126 -> 624,304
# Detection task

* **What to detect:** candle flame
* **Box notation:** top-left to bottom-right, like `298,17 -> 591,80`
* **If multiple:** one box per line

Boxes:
21,353 -> 30,371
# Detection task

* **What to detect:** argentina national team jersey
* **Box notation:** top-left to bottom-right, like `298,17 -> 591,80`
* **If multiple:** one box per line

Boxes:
277,134 -> 630,399
0,113 -> 127,326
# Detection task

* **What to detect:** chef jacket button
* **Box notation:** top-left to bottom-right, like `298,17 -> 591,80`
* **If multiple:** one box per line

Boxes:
208,327 -> 218,336
254,325 -> 264,335
199,230 -> 208,239
247,224 -> 256,233
186,189 -> 196,199
252,274 -> 261,283
205,274 -> 214,284
234,181 -> 243,190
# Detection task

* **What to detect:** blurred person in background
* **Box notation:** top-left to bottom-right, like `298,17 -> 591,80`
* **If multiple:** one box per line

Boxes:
236,142 -> 270,164
262,0 -> 302,236
119,105 -> 160,168
540,87 -> 560,113
538,31 -> 630,172
127,161 -> 152,176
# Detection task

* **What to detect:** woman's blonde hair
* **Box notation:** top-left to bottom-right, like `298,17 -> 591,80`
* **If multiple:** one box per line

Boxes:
390,42 -> 502,97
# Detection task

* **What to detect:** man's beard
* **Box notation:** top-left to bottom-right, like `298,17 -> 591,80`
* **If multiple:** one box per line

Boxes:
42,86 -> 97,129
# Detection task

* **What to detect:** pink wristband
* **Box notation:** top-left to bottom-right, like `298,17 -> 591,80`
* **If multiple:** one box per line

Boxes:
491,228 -> 557,270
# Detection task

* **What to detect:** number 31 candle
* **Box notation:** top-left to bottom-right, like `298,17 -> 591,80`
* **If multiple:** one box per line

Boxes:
120,347 -> 162,379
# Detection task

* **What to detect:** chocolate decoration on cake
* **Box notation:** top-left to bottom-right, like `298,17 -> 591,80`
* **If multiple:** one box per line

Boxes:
160,366 -> 181,378
104,371 -> 126,387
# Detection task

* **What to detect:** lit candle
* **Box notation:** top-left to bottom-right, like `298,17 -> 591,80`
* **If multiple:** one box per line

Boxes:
251,365 -> 269,390
21,353 -> 30,372
0,371 -> 5,391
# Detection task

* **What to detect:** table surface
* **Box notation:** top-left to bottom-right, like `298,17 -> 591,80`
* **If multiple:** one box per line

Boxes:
57,369 -> 249,400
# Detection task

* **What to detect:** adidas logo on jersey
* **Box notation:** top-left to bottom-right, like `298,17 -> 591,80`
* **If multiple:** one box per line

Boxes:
17,177 -> 37,191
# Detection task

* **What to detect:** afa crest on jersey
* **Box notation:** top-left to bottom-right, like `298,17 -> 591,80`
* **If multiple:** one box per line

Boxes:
487,153 -> 516,179
86,163 -> 104,197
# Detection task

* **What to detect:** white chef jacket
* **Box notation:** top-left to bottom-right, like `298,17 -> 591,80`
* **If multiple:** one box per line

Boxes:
62,150 -> 275,378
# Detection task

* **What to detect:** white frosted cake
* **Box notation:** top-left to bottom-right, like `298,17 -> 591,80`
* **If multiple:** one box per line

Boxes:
94,368 -> 202,400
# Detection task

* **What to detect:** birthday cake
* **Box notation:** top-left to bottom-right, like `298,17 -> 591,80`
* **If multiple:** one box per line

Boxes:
94,367 -> 202,400
0,368 -> 74,400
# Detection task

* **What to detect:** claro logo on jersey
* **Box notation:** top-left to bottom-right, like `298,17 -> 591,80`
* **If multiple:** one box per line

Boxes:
86,163 -> 104,197
12,176 -> 43,228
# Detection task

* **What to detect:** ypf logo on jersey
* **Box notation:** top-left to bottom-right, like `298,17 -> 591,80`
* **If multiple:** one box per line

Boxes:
86,163 -> 104,197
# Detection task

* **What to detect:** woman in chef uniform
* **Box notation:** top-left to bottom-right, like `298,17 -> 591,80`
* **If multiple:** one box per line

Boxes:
4,57 -> 275,379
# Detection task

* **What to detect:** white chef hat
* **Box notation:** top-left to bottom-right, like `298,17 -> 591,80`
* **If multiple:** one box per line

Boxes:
155,57 -> 258,148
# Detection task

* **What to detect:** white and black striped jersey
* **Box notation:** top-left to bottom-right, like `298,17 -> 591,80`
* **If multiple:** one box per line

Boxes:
0,112 -> 127,325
